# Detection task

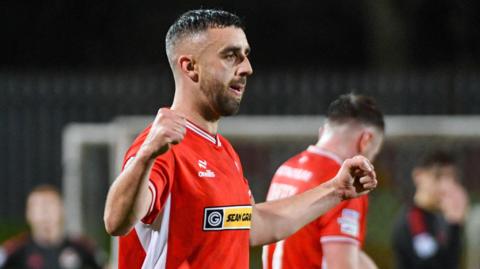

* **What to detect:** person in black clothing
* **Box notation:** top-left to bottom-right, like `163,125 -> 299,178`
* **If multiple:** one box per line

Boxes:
0,185 -> 105,269
392,151 -> 469,269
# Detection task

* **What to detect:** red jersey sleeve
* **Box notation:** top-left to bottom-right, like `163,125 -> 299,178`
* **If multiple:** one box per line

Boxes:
317,196 -> 368,247
122,126 -> 176,225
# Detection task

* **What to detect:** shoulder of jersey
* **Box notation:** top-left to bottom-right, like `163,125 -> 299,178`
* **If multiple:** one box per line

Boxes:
296,150 -> 340,167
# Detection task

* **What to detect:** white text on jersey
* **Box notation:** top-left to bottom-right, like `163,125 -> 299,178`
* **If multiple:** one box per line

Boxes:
275,165 -> 313,182
198,160 -> 216,178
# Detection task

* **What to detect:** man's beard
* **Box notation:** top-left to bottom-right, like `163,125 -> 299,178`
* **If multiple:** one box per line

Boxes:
215,88 -> 241,116
200,79 -> 242,117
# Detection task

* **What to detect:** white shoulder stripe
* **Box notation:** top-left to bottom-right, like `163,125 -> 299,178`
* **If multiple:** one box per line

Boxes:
262,245 -> 269,269
147,181 -> 157,216
272,240 -> 285,269
138,194 -> 172,269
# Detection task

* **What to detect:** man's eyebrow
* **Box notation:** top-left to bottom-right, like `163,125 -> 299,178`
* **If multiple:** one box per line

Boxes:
220,46 -> 250,55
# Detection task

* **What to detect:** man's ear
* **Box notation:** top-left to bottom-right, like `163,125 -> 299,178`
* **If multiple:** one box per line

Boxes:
179,55 -> 199,82
358,131 -> 373,154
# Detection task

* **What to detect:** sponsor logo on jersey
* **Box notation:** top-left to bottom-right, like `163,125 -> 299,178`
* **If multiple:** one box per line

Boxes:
198,170 -> 216,178
197,160 -> 216,178
275,165 -> 313,182
337,208 -> 360,237
203,205 -> 252,231
198,160 -> 207,169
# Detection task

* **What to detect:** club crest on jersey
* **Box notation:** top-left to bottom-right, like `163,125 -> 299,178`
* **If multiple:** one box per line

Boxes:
203,205 -> 252,231
337,208 -> 360,237
198,160 -> 216,178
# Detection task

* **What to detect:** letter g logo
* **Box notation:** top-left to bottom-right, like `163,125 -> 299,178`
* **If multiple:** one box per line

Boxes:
204,209 -> 224,230
208,211 -> 222,226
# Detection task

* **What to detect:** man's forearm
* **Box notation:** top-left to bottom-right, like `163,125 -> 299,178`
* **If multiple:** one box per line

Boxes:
250,155 -> 376,246
250,184 -> 341,246
104,151 -> 154,236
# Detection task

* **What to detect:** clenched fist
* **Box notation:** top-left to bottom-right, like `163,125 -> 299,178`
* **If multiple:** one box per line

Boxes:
139,108 -> 187,159
326,155 -> 377,200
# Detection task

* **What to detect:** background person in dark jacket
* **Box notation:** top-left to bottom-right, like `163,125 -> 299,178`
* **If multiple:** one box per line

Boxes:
392,151 -> 469,269
0,185 -> 105,269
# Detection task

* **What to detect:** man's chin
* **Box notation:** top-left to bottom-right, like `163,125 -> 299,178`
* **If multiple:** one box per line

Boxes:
220,108 -> 240,117
219,103 -> 241,116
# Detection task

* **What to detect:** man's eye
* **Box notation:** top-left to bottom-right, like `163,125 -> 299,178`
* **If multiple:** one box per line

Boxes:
226,54 -> 236,60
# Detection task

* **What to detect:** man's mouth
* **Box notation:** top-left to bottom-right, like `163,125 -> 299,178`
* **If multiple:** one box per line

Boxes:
229,83 -> 245,96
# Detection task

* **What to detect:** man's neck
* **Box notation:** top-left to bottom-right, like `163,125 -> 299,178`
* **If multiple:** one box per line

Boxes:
171,103 -> 219,135
186,112 -> 219,135
315,140 -> 354,161
315,125 -> 360,160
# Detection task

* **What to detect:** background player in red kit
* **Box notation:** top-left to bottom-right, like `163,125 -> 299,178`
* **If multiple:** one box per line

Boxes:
103,9 -> 378,269
263,94 -> 384,269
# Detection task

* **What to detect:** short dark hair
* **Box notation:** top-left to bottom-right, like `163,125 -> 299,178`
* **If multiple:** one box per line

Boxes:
165,9 -> 244,63
417,150 -> 456,169
327,93 -> 385,131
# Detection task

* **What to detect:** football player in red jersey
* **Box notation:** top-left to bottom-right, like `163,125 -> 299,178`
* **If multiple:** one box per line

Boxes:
263,94 -> 384,269
103,9 -> 378,269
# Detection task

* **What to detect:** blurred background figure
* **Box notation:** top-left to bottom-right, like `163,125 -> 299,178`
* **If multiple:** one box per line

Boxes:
263,93 -> 384,269
0,185 -> 106,269
392,151 -> 469,269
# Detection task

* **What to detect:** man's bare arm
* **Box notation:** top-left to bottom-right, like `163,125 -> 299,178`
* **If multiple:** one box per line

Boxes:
250,156 -> 376,246
103,108 -> 186,236
322,243 -> 377,269
323,243 -> 359,269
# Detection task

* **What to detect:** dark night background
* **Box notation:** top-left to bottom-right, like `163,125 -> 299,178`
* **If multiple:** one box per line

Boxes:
1,0 -> 479,69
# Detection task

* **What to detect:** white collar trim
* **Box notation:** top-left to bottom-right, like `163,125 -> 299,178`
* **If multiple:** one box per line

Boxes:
307,145 -> 343,165
186,121 -> 221,146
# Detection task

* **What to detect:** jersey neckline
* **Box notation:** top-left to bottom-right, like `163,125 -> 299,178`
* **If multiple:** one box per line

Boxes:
306,145 -> 343,165
186,120 -> 222,147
